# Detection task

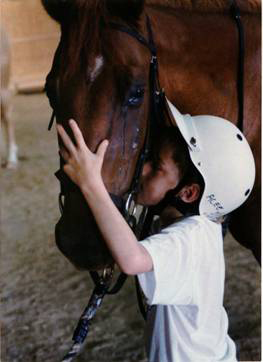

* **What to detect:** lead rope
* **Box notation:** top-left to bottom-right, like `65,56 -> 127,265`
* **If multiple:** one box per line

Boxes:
61,269 -> 113,362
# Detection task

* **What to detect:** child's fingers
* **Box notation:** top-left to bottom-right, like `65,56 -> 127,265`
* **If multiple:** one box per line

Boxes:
69,119 -> 86,149
57,124 -> 77,156
96,140 -> 109,159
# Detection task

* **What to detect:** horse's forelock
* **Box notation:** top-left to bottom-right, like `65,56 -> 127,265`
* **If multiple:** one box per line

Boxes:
58,0 -> 146,78
58,1 -> 105,77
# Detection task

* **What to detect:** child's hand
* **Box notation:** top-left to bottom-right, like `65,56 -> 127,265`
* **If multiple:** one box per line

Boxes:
56,119 -> 109,192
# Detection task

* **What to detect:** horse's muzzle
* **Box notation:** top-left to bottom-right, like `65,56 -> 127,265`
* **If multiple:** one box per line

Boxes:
55,215 -> 113,271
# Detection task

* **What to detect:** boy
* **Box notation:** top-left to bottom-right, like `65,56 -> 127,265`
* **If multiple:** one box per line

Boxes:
57,99 -> 255,362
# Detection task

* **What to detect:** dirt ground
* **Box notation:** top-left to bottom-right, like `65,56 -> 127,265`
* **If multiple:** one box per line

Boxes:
0,94 -> 261,362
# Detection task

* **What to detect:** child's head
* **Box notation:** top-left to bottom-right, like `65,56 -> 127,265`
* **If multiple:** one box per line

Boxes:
137,99 -> 256,222
137,126 -> 204,215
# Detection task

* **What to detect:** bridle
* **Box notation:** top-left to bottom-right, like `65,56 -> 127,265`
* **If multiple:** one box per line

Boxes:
48,15 -> 166,222
45,4 -> 245,361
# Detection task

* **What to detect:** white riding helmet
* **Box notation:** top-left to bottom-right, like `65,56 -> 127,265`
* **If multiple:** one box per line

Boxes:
165,98 -> 256,221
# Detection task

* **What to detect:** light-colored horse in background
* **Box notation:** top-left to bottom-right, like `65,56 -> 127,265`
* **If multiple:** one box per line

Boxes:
0,27 -> 18,169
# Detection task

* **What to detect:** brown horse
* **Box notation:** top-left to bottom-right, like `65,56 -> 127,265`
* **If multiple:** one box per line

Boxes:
42,0 -> 261,269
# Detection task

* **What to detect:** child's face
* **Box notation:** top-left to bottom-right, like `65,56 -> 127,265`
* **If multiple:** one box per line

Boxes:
137,145 -> 181,206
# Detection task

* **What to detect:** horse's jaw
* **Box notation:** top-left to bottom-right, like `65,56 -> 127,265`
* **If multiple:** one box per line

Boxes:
55,192 -> 113,271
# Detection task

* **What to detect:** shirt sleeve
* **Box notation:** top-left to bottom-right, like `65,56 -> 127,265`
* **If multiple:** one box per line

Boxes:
137,221 -> 195,306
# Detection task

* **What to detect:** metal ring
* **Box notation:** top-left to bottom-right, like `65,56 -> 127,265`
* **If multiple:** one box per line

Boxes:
101,267 -> 114,282
125,192 -> 137,217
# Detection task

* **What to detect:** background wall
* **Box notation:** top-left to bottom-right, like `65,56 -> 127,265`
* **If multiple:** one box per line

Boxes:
1,0 -> 60,92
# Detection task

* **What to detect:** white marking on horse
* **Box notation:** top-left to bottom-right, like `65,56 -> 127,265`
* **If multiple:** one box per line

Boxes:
89,56 -> 104,83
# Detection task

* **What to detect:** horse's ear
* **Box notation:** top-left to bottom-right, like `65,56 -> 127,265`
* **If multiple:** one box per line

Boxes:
41,0 -> 72,23
107,0 -> 145,24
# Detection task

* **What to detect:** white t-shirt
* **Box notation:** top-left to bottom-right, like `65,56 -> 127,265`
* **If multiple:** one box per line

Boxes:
137,215 -> 237,362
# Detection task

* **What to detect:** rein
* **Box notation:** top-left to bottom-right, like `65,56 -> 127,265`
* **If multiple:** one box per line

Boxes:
45,3 -> 245,361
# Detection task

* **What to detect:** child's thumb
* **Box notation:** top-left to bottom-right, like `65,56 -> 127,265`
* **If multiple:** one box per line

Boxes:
97,140 -> 109,158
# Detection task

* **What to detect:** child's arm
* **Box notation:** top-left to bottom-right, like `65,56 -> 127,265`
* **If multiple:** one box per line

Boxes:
57,120 -> 153,275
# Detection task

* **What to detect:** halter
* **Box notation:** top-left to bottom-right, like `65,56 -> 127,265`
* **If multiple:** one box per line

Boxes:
45,7 -> 245,361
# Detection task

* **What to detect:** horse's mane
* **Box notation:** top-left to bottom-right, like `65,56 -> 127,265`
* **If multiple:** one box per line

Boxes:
146,0 -> 261,13
61,1 -> 104,75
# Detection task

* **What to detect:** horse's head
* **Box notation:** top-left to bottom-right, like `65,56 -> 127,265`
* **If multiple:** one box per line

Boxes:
43,0 -> 154,270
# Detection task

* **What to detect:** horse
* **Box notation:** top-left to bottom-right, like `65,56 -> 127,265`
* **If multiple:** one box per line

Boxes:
0,27 -> 18,169
42,0 -> 261,270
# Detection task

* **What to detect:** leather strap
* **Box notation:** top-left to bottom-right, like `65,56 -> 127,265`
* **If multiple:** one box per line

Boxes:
230,0 -> 245,131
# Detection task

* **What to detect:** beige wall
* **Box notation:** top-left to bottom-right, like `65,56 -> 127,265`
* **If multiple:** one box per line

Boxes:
1,0 -> 60,92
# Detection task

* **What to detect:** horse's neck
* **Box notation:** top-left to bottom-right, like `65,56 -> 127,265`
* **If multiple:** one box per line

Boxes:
146,5 -> 260,126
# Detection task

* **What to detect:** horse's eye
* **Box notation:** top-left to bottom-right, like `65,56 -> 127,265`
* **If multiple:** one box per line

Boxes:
127,87 -> 145,107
